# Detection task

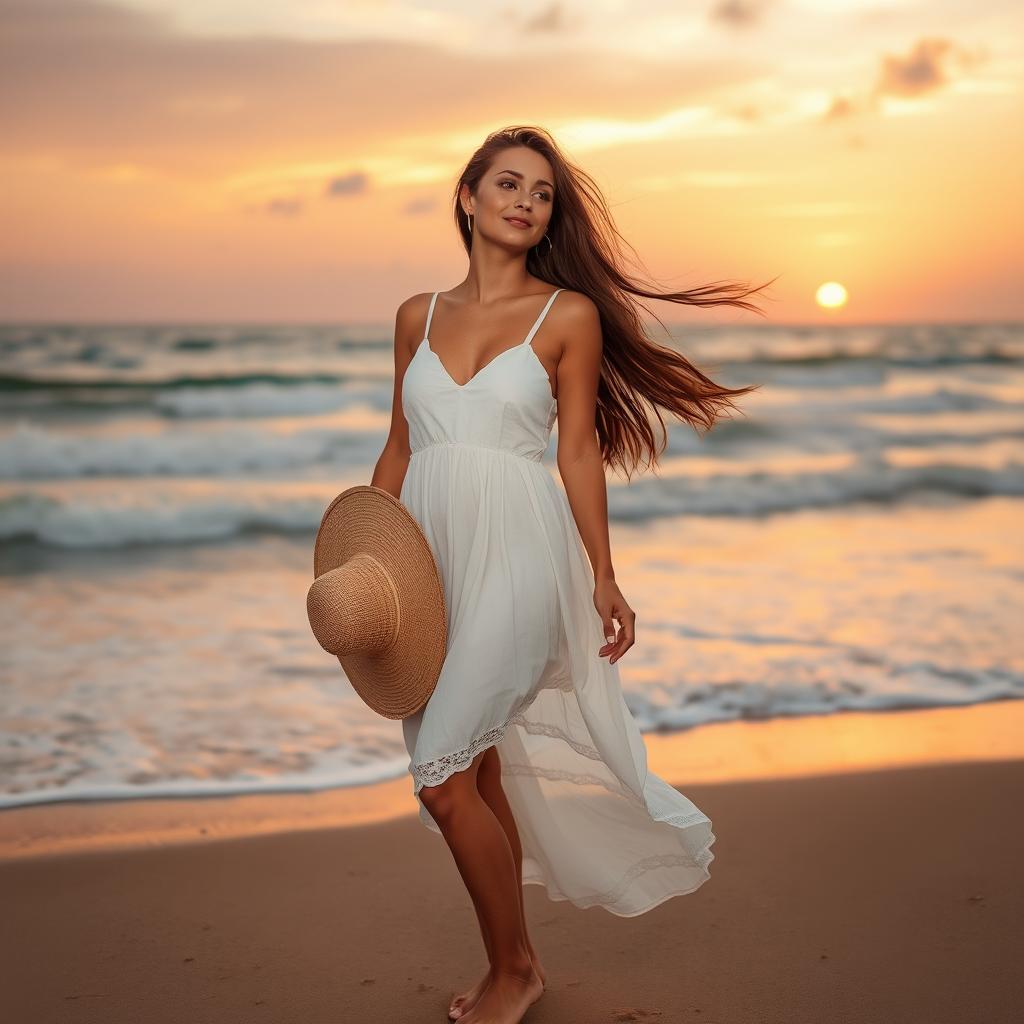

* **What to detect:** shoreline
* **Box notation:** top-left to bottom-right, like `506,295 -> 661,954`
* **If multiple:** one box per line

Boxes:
3,698 -> 1021,862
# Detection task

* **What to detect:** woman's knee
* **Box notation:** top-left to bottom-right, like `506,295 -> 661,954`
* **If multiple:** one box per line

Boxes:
419,769 -> 475,820
419,780 -> 451,817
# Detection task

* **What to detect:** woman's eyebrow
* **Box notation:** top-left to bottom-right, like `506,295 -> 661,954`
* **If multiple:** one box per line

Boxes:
497,169 -> 555,189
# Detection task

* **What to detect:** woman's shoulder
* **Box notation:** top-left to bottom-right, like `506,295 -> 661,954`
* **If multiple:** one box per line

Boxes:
550,288 -> 600,330
395,290 -> 436,316
393,291 -> 436,334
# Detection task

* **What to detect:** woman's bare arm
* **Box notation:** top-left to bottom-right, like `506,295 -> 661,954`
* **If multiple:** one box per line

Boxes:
370,294 -> 426,498
553,292 -> 636,664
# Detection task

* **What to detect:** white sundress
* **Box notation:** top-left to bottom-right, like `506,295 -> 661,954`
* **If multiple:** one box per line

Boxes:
398,287 -> 715,917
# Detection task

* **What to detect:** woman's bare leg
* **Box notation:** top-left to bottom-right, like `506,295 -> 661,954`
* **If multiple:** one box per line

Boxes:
448,745 -> 545,1020
418,747 -> 543,1024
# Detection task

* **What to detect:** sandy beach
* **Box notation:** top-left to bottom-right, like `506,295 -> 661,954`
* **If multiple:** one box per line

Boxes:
2,701 -> 1022,1024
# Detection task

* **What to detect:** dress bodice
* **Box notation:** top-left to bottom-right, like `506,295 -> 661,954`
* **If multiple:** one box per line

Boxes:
401,289 -> 562,462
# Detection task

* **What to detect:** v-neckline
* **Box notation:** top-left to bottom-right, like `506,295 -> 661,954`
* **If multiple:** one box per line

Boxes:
422,289 -> 563,395
423,337 -> 526,390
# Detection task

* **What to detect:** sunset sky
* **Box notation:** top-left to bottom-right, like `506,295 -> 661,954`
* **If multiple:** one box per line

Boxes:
1,0 -> 1022,324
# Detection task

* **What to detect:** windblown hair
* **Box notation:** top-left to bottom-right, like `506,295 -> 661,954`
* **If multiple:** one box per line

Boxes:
452,125 -> 774,481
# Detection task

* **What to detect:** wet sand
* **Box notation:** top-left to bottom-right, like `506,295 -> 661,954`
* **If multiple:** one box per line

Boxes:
2,701 -> 1022,1023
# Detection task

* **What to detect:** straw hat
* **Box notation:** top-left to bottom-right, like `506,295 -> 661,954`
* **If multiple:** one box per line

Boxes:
306,484 -> 447,719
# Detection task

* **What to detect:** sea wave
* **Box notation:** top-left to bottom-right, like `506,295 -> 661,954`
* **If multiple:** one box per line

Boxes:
2,457 -> 1020,548
0,370 -> 354,392
6,409 -> 1015,481
0,421 -> 383,478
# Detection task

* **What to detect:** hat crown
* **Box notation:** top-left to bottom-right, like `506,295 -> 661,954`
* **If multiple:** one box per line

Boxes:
306,483 -> 446,720
306,552 -> 400,657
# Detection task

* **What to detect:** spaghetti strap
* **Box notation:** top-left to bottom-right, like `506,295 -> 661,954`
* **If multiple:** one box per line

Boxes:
521,288 -> 564,347
423,291 -> 439,339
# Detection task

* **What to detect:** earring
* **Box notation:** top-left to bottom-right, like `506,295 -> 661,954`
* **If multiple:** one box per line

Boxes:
467,212 -> 473,233
539,233 -> 553,256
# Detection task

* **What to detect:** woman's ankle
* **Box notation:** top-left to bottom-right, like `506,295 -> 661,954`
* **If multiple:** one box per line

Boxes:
493,956 -> 537,982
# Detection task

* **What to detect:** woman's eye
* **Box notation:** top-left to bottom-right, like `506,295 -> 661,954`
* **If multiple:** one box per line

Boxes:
499,180 -> 550,201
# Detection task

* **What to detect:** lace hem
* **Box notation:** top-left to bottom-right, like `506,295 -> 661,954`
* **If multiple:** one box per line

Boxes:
410,688 -> 542,789
411,722 -> 510,788
655,808 -> 711,828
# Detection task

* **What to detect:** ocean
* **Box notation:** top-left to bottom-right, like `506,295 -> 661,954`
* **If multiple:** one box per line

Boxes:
1,319 -> 1022,809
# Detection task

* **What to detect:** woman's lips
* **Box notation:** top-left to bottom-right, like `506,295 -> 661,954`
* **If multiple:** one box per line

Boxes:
505,217 -> 531,228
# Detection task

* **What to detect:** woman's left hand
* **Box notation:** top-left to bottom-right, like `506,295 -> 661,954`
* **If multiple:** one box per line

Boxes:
594,577 -> 635,665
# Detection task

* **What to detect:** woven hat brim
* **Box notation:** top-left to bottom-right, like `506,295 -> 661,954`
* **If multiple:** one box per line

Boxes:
312,485 -> 447,719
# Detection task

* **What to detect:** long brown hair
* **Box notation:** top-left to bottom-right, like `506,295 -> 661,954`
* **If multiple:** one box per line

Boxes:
452,125 -> 774,481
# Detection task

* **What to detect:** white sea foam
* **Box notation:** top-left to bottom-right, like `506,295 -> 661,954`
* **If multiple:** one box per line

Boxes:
1,452 -> 1021,548
0,419 -> 382,479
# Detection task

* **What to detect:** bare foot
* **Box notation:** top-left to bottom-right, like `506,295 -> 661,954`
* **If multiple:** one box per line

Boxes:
449,950 -> 545,1021
448,969 -> 491,1022
453,963 -> 544,1024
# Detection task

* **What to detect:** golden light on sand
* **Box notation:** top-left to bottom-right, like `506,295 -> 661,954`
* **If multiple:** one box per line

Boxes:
816,281 -> 849,310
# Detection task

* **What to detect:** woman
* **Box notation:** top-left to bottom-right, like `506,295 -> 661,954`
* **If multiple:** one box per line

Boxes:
371,125 -> 770,1024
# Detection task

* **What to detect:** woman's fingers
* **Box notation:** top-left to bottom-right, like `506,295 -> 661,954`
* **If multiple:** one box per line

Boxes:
608,609 -> 635,664
595,589 -> 636,662
598,607 -> 618,651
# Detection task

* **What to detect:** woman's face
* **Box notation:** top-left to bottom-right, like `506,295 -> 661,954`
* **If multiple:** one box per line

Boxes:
464,146 -> 555,249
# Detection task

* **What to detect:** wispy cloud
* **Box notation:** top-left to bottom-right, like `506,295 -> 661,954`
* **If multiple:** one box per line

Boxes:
709,0 -> 779,30
874,36 -> 987,98
521,1 -> 573,35
325,173 -> 370,198
820,33 -> 990,121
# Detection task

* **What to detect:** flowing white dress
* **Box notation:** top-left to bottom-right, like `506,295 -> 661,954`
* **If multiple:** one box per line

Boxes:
399,288 -> 715,917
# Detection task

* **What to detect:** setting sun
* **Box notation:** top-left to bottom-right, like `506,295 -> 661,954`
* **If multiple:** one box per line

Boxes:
816,281 -> 849,310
